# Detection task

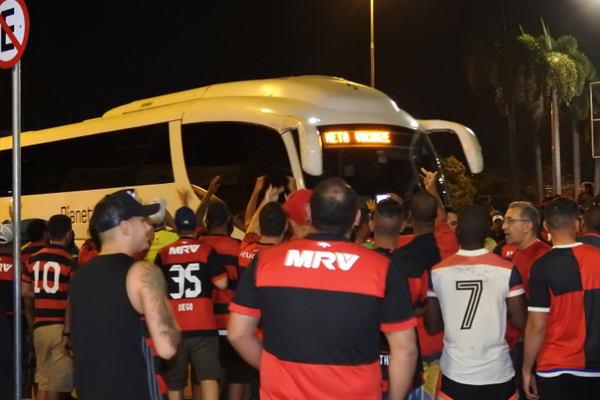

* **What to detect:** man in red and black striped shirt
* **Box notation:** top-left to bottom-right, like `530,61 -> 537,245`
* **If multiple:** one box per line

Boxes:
156,207 -> 228,400
399,190 -> 459,399
228,178 -> 418,400
21,219 -> 49,266
198,201 -> 247,396
370,199 -> 425,399
21,215 -> 76,400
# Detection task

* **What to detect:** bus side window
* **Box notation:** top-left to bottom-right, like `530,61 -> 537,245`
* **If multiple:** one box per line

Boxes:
8,123 -> 173,196
181,122 -> 292,220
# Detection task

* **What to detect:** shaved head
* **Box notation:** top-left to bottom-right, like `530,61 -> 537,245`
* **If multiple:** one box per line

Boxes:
310,178 -> 358,235
372,199 -> 403,237
545,197 -> 579,230
457,205 -> 490,248
410,191 -> 438,227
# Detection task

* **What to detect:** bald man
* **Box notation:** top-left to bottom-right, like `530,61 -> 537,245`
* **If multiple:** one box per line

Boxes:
228,178 -> 418,400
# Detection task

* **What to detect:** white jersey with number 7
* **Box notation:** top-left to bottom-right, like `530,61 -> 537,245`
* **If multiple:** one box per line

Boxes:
427,248 -> 525,385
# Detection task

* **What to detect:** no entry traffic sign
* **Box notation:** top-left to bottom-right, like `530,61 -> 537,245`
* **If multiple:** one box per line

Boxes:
0,0 -> 28,69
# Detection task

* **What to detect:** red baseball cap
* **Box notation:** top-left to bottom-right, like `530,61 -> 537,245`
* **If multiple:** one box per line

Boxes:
283,189 -> 313,226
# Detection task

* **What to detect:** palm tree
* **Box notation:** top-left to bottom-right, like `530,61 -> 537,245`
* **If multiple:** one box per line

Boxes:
538,23 -> 580,194
468,31 -> 547,199
516,32 -> 548,202
551,37 -> 597,193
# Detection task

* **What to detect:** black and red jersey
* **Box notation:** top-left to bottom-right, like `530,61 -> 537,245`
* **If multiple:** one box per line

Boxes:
493,240 -> 518,261
382,247 -> 425,395
198,234 -> 241,330
528,243 -> 600,377
0,253 -> 18,316
21,241 -> 45,266
578,232 -> 600,250
400,228 -> 456,357
21,244 -> 75,329
155,238 -> 226,337
78,239 -> 99,266
504,240 -> 550,349
230,233 -> 416,400
239,233 -> 273,271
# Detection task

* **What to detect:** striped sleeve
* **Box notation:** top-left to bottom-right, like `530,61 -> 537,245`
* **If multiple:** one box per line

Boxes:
21,261 -> 32,284
229,256 -> 261,318
507,266 -> 525,298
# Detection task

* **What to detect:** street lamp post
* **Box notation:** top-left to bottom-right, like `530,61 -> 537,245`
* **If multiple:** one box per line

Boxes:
370,0 -> 375,88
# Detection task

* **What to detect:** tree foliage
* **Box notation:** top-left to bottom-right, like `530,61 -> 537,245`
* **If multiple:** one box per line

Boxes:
440,156 -> 477,209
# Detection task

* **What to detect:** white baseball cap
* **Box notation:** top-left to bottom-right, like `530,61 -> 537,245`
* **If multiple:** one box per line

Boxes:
0,223 -> 14,244
148,198 -> 167,225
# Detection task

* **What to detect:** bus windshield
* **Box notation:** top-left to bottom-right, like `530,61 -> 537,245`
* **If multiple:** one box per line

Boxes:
305,125 -> 441,201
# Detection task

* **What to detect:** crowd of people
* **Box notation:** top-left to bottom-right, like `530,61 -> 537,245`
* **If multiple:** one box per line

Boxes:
0,173 -> 599,400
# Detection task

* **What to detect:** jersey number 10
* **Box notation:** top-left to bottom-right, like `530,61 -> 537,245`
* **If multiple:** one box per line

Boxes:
170,263 -> 202,299
32,261 -> 61,294
456,280 -> 483,330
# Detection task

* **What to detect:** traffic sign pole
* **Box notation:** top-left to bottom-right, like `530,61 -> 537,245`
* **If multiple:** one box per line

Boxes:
0,1 -> 29,399
12,59 -> 21,400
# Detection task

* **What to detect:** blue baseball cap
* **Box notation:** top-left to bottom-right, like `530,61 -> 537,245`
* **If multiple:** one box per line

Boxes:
175,207 -> 197,231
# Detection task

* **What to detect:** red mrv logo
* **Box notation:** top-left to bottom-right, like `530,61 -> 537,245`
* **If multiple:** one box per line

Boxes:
284,250 -> 359,271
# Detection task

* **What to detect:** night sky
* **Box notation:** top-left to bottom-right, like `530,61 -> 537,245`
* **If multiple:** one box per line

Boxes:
1,0 -> 599,180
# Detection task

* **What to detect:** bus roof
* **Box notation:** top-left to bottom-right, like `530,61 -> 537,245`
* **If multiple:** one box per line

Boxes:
3,76 -> 421,149
103,75 -> 419,127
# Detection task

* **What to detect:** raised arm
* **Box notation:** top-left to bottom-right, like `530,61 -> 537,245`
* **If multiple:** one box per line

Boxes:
421,168 -> 447,223
244,176 -> 266,228
127,260 -> 180,359
195,175 -> 221,224
247,185 -> 285,235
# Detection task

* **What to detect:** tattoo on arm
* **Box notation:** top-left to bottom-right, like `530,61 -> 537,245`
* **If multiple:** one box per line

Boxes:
140,263 -> 180,348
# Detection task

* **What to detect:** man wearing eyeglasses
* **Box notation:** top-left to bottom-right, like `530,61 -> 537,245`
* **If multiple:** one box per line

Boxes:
502,202 -> 551,397
503,202 -> 551,296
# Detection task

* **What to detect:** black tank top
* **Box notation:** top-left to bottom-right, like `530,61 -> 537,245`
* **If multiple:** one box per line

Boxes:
70,254 -> 163,400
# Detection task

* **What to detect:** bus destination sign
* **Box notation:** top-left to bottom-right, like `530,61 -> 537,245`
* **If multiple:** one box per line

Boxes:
322,130 -> 391,146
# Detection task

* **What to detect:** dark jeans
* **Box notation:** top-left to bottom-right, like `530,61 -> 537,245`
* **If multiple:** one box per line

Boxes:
439,375 -> 517,400
538,374 -> 600,400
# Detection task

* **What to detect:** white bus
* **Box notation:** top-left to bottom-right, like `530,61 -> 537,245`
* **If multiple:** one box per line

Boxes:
0,76 -> 483,242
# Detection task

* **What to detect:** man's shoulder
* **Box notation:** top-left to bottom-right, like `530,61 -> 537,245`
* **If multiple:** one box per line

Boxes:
202,235 -> 241,252
30,245 -> 72,263
529,241 -> 552,257
574,242 -> 600,261
577,234 -> 600,249
530,247 -> 563,274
